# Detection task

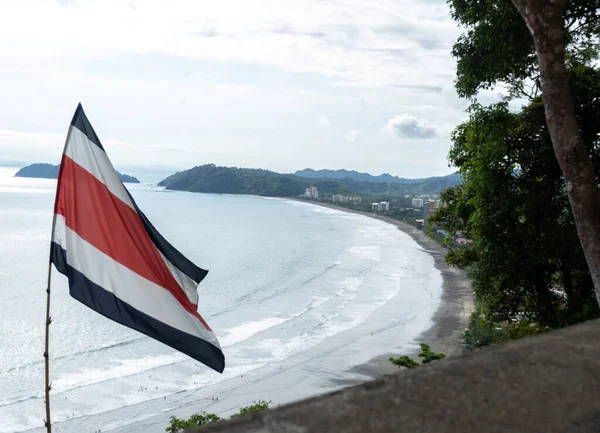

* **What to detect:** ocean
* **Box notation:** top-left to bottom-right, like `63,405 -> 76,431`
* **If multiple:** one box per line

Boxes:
0,166 -> 442,433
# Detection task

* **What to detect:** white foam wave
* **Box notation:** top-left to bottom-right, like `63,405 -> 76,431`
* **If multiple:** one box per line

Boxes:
52,352 -> 187,394
219,317 -> 288,347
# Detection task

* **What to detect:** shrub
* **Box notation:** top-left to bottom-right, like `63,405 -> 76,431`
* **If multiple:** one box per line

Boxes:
389,355 -> 419,369
418,344 -> 446,363
165,412 -> 223,433
389,344 -> 446,369
230,401 -> 271,418
165,400 -> 270,432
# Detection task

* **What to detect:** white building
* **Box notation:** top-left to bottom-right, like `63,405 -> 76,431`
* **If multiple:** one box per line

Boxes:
333,195 -> 361,204
304,186 -> 319,199
372,201 -> 390,212
411,198 -> 424,208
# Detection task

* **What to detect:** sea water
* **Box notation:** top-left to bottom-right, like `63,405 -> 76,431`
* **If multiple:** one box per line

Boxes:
0,167 -> 442,433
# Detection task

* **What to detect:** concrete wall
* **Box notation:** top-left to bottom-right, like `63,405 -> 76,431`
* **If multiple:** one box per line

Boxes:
192,319 -> 600,433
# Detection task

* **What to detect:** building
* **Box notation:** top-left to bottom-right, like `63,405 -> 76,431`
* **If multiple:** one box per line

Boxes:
424,200 -> 436,211
333,195 -> 361,204
372,201 -> 390,212
304,186 -> 319,199
411,198 -> 424,208
423,200 -> 437,225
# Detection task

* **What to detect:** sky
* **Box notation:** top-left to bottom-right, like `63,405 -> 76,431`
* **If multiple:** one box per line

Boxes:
0,0 -> 491,178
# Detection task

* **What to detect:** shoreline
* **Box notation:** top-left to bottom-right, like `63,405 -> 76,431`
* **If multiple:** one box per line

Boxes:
288,198 -> 474,381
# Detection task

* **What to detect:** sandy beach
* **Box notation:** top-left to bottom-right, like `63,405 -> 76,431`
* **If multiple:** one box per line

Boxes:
293,199 -> 474,381
1,183 -> 473,433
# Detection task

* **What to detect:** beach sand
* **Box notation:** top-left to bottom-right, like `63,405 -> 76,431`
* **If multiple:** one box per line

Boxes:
106,199 -> 474,433
293,200 -> 474,382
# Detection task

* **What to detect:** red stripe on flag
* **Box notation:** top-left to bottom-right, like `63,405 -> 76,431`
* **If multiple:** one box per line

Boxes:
55,155 -> 212,332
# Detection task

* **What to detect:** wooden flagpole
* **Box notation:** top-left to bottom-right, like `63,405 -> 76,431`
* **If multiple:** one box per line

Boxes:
44,258 -> 53,433
44,105 -> 76,433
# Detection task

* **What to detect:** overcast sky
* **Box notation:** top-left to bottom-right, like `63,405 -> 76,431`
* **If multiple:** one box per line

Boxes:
0,0 -> 484,178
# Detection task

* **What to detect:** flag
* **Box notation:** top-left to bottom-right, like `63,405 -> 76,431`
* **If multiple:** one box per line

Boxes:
50,104 -> 224,373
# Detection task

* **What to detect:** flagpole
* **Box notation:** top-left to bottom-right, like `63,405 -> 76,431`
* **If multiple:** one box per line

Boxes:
44,257 -> 53,433
44,105 -> 74,433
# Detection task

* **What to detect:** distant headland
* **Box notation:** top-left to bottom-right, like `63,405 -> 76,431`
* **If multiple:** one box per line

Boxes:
14,163 -> 140,183
157,164 -> 461,198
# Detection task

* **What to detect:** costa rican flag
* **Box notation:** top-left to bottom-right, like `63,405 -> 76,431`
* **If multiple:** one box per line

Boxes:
50,104 -> 224,373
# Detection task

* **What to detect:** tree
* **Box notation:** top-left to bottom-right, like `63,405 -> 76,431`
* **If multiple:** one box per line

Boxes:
511,0 -> 600,306
431,66 -> 600,325
449,0 -> 600,305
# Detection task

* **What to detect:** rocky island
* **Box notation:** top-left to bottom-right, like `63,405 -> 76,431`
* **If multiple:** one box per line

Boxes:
15,163 -> 140,183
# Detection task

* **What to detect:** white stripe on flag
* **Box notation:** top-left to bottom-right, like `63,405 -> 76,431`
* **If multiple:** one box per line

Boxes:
65,126 -> 134,210
64,125 -> 203,304
53,215 -> 220,349
158,250 -> 200,305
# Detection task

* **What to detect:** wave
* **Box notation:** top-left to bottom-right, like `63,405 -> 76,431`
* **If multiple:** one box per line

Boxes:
220,317 -> 289,347
207,260 -> 343,318
0,337 -> 144,376
51,352 -> 188,394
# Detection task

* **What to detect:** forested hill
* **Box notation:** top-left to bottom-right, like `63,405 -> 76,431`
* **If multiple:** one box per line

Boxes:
14,163 -> 141,183
158,165 -> 304,196
158,164 -> 462,197
295,168 -> 461,185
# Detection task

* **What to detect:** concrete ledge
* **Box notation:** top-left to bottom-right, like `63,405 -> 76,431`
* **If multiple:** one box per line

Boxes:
193,319 -> 600,433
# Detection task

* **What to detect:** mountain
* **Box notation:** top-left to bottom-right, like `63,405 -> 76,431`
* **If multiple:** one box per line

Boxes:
158,164 -> 304,196
14,163 -> 141,183
158,164 -> 462,197
294,168 -> 460,184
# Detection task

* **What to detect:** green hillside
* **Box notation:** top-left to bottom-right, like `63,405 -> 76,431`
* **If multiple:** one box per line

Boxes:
158,164 -> 461,197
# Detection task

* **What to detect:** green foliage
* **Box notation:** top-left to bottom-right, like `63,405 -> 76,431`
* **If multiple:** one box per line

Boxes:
418,344 -> 446,364
230,400 -> 271,418
165,401 -> 270,432
165,412 -> 223,433
158,164 -> 304,197
503,321 -> 550,341
464,308 -> 551,351
431,66 -> 600,326
464,310 -> 505,351
389,344 -> 446,369
389,355 -> 419,369
449,0 -> 600,98
158,164 -> 461,198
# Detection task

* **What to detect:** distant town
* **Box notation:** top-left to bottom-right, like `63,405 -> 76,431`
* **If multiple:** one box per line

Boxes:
301,186 -> 470,247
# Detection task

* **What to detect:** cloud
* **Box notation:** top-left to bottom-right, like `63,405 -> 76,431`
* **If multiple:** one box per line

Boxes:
0,0 -> 460,89
0,0 -> 466,178
318,115 -> 332,126
346,129 -> 360,142
383,114 -> 438,139
275,26 -> 326,39
192,29 -> 218,38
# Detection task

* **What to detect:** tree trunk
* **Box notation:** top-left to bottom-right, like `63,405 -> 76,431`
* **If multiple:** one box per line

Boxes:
512,0 -> 600,306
